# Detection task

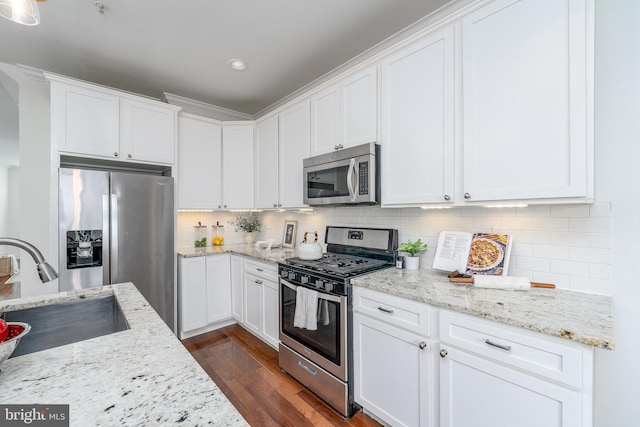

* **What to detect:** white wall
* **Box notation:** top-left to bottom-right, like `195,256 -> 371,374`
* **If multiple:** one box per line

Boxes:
0,63 -> 56,296
592,0 -> 640,425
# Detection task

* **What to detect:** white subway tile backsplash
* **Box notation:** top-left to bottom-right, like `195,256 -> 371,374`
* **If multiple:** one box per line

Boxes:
589,202 -> 612,218
177,201 -> 612,296
569,218 -> 612,233
549,260 -> 590,277
570,247 -> 612,264
532,245 -> 569,260
549,232 -> 590,247
589,233 -> 612,249
517,256 -> 550,272
550,204 -> 590,218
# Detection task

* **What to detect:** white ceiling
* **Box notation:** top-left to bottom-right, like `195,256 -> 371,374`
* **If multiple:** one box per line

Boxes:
0,0 -> 449,116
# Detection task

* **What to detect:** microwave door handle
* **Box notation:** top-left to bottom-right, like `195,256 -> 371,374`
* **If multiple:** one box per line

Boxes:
347,158 -> 356,201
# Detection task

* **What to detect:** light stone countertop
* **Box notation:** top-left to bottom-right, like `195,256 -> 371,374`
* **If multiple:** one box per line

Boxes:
178,242 -> 296,265
351,268 -> 615,350
0,283 -> 248,426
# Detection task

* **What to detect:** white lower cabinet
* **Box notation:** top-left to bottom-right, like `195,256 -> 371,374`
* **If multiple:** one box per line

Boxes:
230,255 -> 244,322
353,287 -> 434,427
178,254 -> 233,338
353,286 -> 595,427
439,311 -> 593,427
243,260 -> 280,349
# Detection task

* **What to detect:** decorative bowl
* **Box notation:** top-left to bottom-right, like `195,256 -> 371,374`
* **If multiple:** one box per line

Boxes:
0,322 -> 31,367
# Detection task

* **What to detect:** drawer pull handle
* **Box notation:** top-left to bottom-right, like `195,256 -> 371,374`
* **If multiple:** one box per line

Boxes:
485,339 -> 511,351
257,268 -> 264,272
298,360 -> 317,376
377,306 -> 394,314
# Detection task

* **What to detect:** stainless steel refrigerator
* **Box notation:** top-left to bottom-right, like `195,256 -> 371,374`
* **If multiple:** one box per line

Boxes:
58,167 -> 175,331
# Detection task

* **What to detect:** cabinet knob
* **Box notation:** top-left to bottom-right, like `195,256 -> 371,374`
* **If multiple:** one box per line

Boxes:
273,203 -> 277,208
419,342 -> 427,350
334,145 -> 339,150
255,279 -> 263,285
224,205 -> 227,208
114,152 -> 119,157
218,205 -> 222,209
444,194 -> 451,201
127,153 -> 132,159
278,203 -> 282,207
464,193 -> 471,199
440,349 -> 448,358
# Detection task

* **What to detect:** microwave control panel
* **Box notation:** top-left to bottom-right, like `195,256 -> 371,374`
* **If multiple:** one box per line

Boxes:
359,161 -> 369,195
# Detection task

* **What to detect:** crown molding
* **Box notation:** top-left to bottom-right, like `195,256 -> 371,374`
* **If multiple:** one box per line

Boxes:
162,92 -> 253,121
16,64 -> 47,82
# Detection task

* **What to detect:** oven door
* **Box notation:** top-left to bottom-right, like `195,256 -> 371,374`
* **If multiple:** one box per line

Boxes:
279,278 -> 348,381
303,154 -> 375,206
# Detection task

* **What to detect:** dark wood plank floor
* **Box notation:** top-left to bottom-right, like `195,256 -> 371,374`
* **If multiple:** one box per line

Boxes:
182,324 -> 382,427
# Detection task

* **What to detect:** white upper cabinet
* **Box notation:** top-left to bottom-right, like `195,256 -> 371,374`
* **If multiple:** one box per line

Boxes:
120,98 -> 177,164
48,75 -> 179,165
255,114 -> 281,209
461,0 -> 592,203
222,123 -> 255,209
310,66 -> 377,156
279,100 -> 310,208
177,114 -> 222,209
381,27 -> 455,206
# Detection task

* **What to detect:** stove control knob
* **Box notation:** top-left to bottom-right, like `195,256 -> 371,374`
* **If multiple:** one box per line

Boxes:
301,275 -> 309,284
324,282 -> 335,292
288,272 -> 296,280
280,270 -> 288,278
315,279 -> 324,289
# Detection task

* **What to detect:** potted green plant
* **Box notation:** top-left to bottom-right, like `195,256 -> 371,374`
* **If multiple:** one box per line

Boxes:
397,238 -> 428,270
229,213 -> 262,244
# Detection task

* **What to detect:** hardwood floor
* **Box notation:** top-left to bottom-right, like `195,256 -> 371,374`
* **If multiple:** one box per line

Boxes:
182,324 -> 382,427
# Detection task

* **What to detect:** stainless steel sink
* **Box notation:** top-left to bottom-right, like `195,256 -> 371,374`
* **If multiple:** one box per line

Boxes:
2,295 -> 129,357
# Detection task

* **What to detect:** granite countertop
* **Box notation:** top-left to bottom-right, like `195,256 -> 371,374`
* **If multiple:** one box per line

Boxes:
178,242 -> 296,265
352,268 -> 615,350
0,283 -> 248,426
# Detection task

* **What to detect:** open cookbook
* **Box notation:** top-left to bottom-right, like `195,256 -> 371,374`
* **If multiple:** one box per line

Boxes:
432,231 -> 513,276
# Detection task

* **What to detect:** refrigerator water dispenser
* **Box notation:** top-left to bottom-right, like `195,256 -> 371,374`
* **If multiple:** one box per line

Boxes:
66,230 -> 103,269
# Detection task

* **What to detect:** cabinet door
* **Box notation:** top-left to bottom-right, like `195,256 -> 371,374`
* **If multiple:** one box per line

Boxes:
51,81 -> 120,159
261,276 -> 280,349
440,346 -> 582,427
177,115 -> 222,209
255,115 -> 280,209
230,255 -> 244,322
381,27 -> 455,206
120,97 -> 177,164
353,313 -> 432,427
179,257 -> 207,334
244,272 -> 262,336
222,124 -> 255,209
279,100 -> 310,208
310,84 -> 340,156
342,66 -> 377,147
205,254 -> 232,324
461,0 -> 589,202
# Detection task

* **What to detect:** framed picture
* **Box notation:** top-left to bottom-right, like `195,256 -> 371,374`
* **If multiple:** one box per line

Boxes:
282,220 -> 298,248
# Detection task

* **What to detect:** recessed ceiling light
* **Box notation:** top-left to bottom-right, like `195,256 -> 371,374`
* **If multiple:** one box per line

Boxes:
227,59 -> 248,71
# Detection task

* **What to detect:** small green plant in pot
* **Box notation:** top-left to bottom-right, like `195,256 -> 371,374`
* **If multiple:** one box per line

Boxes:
397,238 -> 427,270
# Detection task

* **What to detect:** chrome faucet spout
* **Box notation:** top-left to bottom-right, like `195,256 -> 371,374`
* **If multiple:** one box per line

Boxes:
0,237 -> 58,283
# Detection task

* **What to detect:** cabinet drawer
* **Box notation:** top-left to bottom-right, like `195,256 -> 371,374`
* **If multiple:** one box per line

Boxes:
244,259 -> 277,279
353,286 -> 432,336
440,311 -> 584,388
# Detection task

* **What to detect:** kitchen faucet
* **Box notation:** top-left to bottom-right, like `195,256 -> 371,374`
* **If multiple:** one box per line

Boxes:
0,238 -> 58,283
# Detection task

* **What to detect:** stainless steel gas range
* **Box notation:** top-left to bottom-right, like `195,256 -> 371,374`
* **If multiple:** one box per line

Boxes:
278,226 -> 398,418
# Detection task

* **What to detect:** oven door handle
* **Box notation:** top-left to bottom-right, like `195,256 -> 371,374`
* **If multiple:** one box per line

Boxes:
280,279 -> 344,304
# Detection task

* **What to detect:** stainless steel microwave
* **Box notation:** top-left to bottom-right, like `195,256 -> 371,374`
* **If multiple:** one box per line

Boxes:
303,142 -> 380,206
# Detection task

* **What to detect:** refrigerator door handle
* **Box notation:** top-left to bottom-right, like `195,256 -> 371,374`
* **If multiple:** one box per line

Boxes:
110,193 -> 118,283
102,194 -> 110,285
